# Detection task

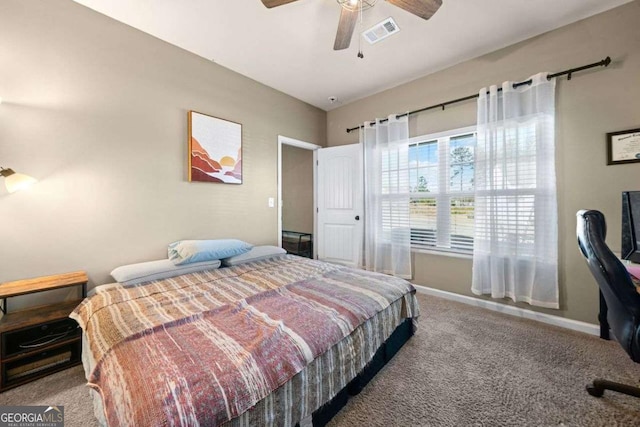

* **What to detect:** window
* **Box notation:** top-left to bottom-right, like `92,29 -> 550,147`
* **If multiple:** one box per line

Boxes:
408,128 -> 476,253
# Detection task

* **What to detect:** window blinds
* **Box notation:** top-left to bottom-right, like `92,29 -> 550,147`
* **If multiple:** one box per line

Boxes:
408,132 -> 476,253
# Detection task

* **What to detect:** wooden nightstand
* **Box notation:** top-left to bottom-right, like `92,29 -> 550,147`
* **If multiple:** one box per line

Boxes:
0,271 -> 87,392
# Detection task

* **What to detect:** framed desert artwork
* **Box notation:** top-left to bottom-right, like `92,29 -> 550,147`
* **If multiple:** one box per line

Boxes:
188,111 -> 242,184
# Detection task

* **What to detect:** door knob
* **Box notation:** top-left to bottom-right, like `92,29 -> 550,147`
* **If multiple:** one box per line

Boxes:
355,215 -> 360,220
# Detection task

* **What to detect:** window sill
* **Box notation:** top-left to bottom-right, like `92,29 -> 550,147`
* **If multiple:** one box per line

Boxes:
411,247 -> 473,260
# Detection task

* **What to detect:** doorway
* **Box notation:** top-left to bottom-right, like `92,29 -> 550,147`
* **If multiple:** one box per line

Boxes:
277,136 -> 321,258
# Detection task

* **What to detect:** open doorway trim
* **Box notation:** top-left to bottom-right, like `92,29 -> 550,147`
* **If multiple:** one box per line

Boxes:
277,136 -> 322,258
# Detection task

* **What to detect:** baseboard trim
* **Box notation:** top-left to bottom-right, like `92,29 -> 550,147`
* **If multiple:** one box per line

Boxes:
413,284 -> 600,336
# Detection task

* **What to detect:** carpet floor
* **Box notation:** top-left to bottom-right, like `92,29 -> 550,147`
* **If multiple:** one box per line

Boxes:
2,293 -> 639,426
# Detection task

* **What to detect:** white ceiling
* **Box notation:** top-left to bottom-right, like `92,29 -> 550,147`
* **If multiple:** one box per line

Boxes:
73,0 -> 631,111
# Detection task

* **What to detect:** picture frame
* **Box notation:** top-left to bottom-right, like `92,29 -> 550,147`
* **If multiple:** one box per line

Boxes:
188,111 -> 242,184
607,127 -> 640,165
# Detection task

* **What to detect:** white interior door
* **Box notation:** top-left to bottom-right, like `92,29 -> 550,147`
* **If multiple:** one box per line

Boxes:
317,144 -> 363,267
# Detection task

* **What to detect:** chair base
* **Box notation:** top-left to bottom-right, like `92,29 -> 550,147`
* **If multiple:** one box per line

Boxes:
586,379 -> 640,398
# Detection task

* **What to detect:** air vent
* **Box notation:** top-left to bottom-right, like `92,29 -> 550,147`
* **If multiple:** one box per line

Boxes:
363,17 -> 400,45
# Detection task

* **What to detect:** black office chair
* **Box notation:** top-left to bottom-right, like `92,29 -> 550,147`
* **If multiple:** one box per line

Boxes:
576,209 -> 640,398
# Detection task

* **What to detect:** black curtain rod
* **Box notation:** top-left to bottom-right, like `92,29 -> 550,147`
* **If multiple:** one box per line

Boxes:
345,56 -> 612,133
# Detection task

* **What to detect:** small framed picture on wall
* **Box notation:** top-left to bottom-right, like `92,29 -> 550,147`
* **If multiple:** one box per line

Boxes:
188,111 -> 243,184
607,127 -> 640,165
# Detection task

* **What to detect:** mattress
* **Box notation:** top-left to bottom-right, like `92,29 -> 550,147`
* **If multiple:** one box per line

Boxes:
72,255 -> 420,426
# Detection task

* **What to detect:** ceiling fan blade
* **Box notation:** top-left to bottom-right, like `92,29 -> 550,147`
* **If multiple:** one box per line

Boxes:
386,0 -> 442,20
261,0 -> 300,8
334,7 -> 358,50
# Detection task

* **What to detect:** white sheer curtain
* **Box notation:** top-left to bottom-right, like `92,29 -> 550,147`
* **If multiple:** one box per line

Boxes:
471,73 -> 559,308
362,114 -> 412,279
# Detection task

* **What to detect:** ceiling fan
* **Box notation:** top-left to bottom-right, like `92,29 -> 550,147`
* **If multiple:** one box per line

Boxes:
260,0 -> 443,51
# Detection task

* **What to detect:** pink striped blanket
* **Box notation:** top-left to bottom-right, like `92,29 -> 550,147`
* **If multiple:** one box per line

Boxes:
71,256 -> 419,426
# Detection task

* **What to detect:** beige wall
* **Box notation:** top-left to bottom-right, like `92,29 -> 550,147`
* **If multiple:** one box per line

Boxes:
327,1 -> 640,323
0,0 -> 326,307
282,145 -> 314,234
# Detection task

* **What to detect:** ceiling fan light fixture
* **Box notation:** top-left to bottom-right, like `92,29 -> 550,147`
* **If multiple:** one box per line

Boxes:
337,0 -> 377,12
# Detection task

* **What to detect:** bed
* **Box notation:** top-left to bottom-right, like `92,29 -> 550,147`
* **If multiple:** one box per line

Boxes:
71,254 -> 420,426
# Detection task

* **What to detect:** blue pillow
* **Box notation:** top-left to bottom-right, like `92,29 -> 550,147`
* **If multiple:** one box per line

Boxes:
169,239 -> 253,265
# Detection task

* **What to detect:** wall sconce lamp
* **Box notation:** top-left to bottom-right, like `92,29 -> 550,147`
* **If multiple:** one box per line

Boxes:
0,167 -> 37,193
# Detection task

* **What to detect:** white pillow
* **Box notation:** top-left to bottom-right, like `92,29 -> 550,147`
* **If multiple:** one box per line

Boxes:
110,259 -> 221,285
222,245 -> 287,267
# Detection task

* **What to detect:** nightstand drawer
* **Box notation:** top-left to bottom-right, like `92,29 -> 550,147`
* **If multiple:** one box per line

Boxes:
2,318 -> 80,358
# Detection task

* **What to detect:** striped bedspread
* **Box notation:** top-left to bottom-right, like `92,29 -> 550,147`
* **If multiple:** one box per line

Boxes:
71,255 -> 419,426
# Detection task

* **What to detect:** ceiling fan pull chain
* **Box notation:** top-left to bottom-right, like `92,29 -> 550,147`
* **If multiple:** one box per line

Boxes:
357,0 -> 364,58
